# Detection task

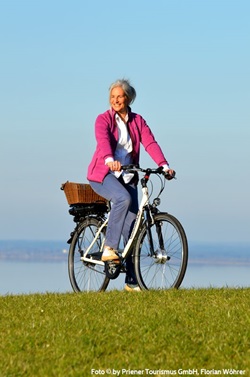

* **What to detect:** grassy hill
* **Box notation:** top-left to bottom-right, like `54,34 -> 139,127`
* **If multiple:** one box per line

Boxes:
0,288 -> 249,377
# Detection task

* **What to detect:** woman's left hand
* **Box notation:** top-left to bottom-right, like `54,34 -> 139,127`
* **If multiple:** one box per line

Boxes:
165,169 -> 176,180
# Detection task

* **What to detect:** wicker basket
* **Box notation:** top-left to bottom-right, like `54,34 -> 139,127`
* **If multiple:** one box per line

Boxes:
61,181 -> 107,205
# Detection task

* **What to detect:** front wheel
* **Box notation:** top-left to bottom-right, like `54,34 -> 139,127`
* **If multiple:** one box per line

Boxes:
134,213 -> 188,290
68,217 -> 109,292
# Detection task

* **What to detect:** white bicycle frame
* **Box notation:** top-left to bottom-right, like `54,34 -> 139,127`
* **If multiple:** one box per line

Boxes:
80,185 -> 150,265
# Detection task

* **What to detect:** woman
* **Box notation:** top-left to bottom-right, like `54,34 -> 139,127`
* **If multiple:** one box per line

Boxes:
87,79 -> 175,291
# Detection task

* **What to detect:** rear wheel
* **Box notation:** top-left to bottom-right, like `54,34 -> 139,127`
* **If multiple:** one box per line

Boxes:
68,217 -> 109,292
134,213 -> 188,290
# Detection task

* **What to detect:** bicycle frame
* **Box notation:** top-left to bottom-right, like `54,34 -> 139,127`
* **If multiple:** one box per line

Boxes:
80,174 -> 152,265
121,184 -> 149,259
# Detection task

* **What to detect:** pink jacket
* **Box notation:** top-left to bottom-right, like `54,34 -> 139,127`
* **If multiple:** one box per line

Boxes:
87,108 -> 169,183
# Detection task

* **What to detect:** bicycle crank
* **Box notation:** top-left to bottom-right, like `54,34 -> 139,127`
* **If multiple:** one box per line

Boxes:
104,260 -> 121,279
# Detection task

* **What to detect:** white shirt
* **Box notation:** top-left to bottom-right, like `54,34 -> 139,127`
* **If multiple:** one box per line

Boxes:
105,113 -> 134,183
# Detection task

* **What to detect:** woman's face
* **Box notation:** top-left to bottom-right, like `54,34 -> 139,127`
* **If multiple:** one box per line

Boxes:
110,86 -> 128,114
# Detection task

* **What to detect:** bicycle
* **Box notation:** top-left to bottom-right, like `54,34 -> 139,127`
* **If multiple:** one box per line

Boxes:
62,165 -> 188,292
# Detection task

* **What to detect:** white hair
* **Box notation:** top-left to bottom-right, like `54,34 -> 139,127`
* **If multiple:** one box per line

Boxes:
109,79 -> 136,105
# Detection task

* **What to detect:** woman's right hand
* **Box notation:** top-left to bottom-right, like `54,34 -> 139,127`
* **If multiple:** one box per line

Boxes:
106,160 -> 122,171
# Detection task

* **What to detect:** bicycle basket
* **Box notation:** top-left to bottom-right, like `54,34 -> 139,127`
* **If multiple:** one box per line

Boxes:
61,181 -> 108,206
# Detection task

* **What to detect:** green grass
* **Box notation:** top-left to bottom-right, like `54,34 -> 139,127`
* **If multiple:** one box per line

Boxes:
0,288 -> 249,377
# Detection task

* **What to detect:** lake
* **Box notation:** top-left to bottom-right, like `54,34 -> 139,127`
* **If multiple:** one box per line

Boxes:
0,240 -> 249,295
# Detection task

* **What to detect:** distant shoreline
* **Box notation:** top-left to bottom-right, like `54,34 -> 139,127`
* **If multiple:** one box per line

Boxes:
0,239 -> 249,265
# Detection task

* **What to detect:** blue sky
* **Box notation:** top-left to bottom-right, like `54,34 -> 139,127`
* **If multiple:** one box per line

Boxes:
1,0 -> 249,244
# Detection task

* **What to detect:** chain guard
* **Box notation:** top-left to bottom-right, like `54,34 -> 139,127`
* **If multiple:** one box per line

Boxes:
104,260 -> 121,279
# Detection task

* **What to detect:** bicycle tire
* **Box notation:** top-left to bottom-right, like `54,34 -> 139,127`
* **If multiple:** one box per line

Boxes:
134,212 -> 188,290
68,217 -> 110,292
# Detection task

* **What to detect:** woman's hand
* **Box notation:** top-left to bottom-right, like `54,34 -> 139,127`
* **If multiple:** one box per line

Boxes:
107,160 -> 122,172
165,169 -> 176,180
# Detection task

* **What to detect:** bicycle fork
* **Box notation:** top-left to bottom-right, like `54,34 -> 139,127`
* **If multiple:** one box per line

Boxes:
144,208 -> 169,264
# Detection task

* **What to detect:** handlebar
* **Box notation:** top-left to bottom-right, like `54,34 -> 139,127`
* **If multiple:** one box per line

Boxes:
121,164 -> 176,180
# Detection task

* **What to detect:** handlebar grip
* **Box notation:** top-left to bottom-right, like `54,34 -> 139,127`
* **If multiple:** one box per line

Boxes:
164,171 -> 176,180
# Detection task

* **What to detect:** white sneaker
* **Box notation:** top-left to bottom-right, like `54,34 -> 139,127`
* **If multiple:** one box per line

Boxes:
125,284 -> 141,292
101,246 -> 119,261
